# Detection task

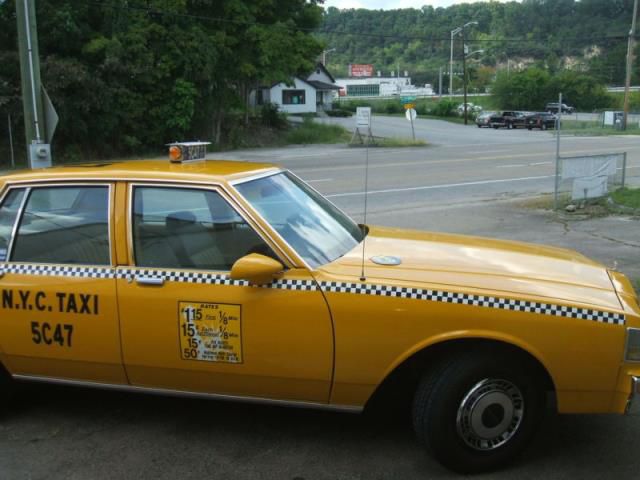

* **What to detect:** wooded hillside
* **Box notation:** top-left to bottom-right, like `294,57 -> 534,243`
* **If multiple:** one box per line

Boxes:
318,0 -> 636,87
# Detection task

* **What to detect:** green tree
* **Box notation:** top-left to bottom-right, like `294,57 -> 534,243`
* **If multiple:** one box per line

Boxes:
491,68 -> 551,110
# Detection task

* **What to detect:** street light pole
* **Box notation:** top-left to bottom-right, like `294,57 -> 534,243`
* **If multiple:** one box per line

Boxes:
322,48 -> 336,66
449,29 -> 457,97
450,22 -> 478,99
463,30 -> 468,124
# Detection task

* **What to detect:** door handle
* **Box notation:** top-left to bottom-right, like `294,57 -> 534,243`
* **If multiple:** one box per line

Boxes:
135,276 -> 164,286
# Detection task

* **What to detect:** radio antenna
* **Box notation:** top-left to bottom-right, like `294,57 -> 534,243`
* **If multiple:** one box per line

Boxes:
359,134 -> 370,282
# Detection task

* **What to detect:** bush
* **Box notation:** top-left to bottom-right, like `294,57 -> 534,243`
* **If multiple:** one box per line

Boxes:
430,99 -> 458,117
260,102 -> 287,129
327,109 -> 352,117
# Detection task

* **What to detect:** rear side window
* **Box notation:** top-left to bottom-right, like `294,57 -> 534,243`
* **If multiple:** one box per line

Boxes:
0,189 -> 26,261
11,186 -> 110,265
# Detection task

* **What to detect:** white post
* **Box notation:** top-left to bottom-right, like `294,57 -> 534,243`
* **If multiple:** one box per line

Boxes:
554,93 -> 562,210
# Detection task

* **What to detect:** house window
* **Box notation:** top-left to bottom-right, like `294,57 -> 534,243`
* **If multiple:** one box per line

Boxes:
282,90 -> 305,105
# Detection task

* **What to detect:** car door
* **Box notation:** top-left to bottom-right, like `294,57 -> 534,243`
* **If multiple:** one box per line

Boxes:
116,183 -> 334,403
0,183 -> 126,384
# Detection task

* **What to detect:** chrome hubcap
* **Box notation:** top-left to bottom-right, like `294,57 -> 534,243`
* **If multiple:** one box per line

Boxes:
456,378 -> 524,451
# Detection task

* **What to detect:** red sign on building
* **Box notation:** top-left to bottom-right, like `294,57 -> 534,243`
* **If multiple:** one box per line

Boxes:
349,64 -> 374,77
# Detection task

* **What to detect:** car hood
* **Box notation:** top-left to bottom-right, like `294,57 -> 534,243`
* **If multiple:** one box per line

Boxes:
318,226 -> 621,311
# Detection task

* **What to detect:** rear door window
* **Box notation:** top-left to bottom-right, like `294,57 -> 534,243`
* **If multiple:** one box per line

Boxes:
11,186 -> 110,265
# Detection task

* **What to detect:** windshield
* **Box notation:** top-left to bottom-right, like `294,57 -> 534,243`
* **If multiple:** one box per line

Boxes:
235,172 -> 363,269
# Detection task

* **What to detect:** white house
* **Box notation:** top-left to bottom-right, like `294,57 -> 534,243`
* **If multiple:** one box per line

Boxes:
251,63 -> 340,114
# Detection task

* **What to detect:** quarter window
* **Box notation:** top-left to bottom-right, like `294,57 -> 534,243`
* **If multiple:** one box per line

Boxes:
11,186 -> 110,265
0,189 -> 26,261
132,187 -> 276,270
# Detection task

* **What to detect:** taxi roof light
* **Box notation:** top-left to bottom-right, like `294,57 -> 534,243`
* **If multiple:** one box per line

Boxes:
166,141 -> 211,163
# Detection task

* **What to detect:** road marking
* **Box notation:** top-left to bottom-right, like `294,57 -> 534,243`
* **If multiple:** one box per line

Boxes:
298,146 -> 639,173
325,175 -> 554,198
496,161 -> 553,169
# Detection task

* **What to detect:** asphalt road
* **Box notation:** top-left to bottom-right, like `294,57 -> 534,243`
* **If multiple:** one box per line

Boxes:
218,118 -> 640,220
2,119 -> 640,480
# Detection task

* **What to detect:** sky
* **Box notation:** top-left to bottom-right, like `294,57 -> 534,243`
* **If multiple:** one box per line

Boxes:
323,0 -> 515,9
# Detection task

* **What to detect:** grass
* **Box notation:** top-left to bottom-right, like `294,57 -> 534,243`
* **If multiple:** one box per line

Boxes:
561,120 -> 640,136
285,120 -> 350,144
611,187 -> 640,210
376,137 -> 428,147
520,188 -> 640,218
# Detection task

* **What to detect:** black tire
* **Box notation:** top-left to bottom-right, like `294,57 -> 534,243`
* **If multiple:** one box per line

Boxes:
527,127 -> 532,131
477,124 -> 482,128
412,352 -> 544,474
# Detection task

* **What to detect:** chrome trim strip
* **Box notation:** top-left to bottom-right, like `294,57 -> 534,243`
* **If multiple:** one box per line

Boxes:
12,374 -> 363,413
5,183 -> 114,266
135,276 -> 165,286
228,169 -> 282,186
126,182 -> 296,269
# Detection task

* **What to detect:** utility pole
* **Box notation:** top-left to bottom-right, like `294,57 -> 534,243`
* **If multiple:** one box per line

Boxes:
463,31 -> 468,125
438,67 -> 443,97
623,0 -> 638,130
16,0 -> 52,168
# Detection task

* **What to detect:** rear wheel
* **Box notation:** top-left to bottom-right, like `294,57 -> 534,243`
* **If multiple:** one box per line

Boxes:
412,352 -> 544,473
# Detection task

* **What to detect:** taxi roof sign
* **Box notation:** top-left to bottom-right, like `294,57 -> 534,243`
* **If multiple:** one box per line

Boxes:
167,141 -> 211,163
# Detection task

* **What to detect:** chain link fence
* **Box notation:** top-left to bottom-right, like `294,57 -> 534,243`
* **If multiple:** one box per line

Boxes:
555,152 -> 627,204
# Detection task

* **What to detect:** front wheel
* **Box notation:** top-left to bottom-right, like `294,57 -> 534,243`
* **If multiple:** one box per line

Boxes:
412,353 -> 544,473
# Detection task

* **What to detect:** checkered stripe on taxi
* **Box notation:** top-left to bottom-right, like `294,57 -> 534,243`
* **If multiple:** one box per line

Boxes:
0,263 -> 625,325
116,268 -> 317,291
0,264 -> 317,292
0,263 -> 116,279
319,281 -> 626,326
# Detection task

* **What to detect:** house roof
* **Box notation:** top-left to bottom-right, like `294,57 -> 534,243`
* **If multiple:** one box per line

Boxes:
306,80 -> 341,90
313,63 -> 336,83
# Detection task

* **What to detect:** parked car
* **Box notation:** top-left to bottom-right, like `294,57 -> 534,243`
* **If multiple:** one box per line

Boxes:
457,102 -> 483,116
475,111 -> 495,127
489,111 -> 527,129
526,112 -> 558,130
0,146 -> 638,474
545,102 -> 575,114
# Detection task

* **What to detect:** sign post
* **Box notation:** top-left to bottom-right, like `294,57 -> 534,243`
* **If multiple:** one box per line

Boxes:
351,107 -> 374,145
401,96 -> 417,141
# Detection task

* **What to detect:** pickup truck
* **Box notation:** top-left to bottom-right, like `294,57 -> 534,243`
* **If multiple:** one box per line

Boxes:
489,111 -> 527,129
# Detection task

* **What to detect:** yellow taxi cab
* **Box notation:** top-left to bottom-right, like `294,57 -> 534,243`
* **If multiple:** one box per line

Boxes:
0,143 -> 639,473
